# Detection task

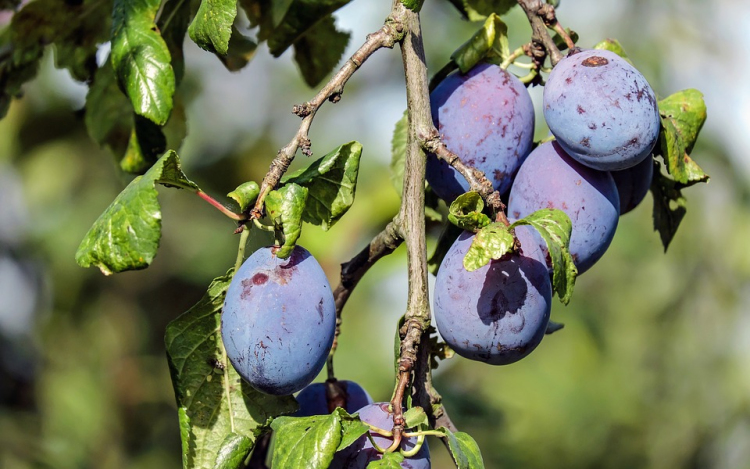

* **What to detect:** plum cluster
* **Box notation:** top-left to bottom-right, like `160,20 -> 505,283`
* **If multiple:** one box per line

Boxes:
430,54 -> 658,365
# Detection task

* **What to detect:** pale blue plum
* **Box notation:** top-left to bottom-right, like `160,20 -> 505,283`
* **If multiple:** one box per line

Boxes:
544,49 -> 660,171
433,226 -> 552,365
295,380 -> 373,417
330,402 -> 431,468
427,63 -> 535,202
508,141 -> 620,274
221,245 -> 335,395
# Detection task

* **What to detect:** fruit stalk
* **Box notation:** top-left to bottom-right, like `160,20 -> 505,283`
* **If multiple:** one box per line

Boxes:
517,0 -> 564,66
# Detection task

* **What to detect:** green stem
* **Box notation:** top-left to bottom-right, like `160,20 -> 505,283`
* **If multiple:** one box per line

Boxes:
400,433 -> 425,457
500,46 -> 526,69
234,227 -> 250,273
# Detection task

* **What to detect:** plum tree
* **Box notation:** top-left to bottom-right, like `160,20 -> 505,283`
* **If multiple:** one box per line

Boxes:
426,63 -> 535,202
221,245 -> 335,395
295,380 -> 373,417
611,157 -> 654,215
543,49 -> 660,171
433,226 -> 552,365
508,141 -> 620,274
330,403 -> 431,468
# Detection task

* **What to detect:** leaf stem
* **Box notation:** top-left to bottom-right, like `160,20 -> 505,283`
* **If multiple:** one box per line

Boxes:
196,190 -> 245,221
234,226 -> 250,273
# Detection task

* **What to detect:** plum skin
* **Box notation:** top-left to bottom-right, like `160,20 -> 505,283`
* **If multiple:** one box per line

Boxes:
508,141 -> 620,274
221,245 -> 335,396
611,156 -> 654,215
544,49 -> 660,171
295,380 -> 373,417
330,402 -> 431,468
433,226 -> 552,365
426,62 -> 535,202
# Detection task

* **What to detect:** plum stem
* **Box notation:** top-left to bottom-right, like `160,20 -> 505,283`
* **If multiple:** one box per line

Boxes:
517,0 -> 564,66
248,16 -> 406,222
233,227 -> 250,273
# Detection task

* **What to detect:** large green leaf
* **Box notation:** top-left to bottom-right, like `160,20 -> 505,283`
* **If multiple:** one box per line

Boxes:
463,222 -> 514,272
188,0 -> 237,55
214,433 -> 253,469
450,13 -> 508,73
511,208 -> 577,305
166,272 -> 297,469
284,141 -> 362,230
650,161 -> 687,251
293,15 -> 350,87
75,151 -> 198,275
439,427 -> 485,469
111,0 -> 175,125
270,411 -> 341,469
448,192 -> 492,232
266,183 -> 308,259
266,0 -> 351,57
657,89 -> 709,186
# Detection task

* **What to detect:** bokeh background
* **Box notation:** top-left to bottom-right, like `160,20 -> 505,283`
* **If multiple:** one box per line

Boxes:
1,0 -> 749,468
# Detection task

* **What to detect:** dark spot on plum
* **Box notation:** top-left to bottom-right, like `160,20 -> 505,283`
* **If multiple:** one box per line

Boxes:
582,56 -> 609,67
252,273 -> 268,285
513,211 -> 520,218
577,105 -> 586,114
316,298 -> 324,322
588,123 -> 597,130
493,169 -> 506,181
580,137 -> 591,148
565,76 -> 573,84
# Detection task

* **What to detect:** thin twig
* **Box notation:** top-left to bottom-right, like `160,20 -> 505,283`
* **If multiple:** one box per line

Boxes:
249,19 -> 405,220
517,0 -> 564,66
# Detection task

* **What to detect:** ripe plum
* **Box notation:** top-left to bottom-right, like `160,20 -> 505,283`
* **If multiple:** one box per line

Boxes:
544,49 -> 660,171
295,380 -> 373,417
427,63 -> 535,202
433,226 -> 552,365
221,245 -> 335,395
611,156 -> 653,214
330,402 -> 430,468
507,141 -> 620,274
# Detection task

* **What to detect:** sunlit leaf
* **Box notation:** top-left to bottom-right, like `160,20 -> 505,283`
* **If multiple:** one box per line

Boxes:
463,223 -> 514,272
189,0 -> 237,55
266,183 -> 308,259
448,192 -> 492,232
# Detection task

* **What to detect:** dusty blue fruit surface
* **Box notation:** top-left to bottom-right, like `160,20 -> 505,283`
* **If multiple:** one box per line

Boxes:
295,380 -> 373,417
221,245 -> 335,395
330,402 -> 431,468
543,49 -> 660,171
433,226 -> 552,366
427,63 -> 535,202
508,141 -> 620,274
612,156 -> 654,215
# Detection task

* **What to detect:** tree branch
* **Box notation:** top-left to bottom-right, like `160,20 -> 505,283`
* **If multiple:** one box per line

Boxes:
517,0 -> 564,67
250,18 -> 405,220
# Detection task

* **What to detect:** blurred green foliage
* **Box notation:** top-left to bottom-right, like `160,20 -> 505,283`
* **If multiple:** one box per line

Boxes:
1,1 -> 749,468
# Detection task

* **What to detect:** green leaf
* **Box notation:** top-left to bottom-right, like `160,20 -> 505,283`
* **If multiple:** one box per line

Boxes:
400,0 -> 424,11
650,161 -> 686,251
657,89 -> 709,186
218,27 -> 258,71
75,151 -> 198,275
551,28 -> 579,52
284,141 -> 362,230
120,115 -> 168,173
450,13 -> 508,73
166,272 -> 297,469
448,192 -> 492,232
390,111 -> 408,197
214,433 -> 253,469
367,452 -> 405,468
266,183 -> 309,259
593,38 -> 630,62
463,223 -> 514,272
0,0 -> 21,11
158,0 -> 198,85
448,0 -> 516,21
271,413 -> 343,469
439,427 -> 485,469
403,407 -> 428,428
51,0 -> 112,82
189,0 -> 237,55
239,0 -> 274,42
293,15 -> 350,87
228,181 -> 260,212
111,0 -> 176,125
338,411 -> 369,452
266,0 -> 351,57
510,208 -> 577,305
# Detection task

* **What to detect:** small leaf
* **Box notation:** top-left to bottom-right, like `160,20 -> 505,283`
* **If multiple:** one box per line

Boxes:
448,192 -> 492,232
219,27 -> 258,71
188,0 -> 237,55
75,151 -> 197,275
650,161 -> 687,251
284,141 -> 362,230
367,452 -> 405,468
390,111 -> 408,197
403,407 -> 428,429
337,409 -> 370,451
545,321 -> 564,335
463,223 -> 514,272
401,0 -> 424,11
228,181 -> 260,212
511,208 -> 577,304
657,89 -> 709,185
166,273 -> 297,469
266,0 -> 351,57
593,38 -> 630,62
439,427 -> 485,469
658,116 -> 709,186
111,0 -> 176,125
214,433 -> 254,469
266,183 -> 309,259
293,15 -> 350,87
450,13 -> 507,72
271,414 -> 343,469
